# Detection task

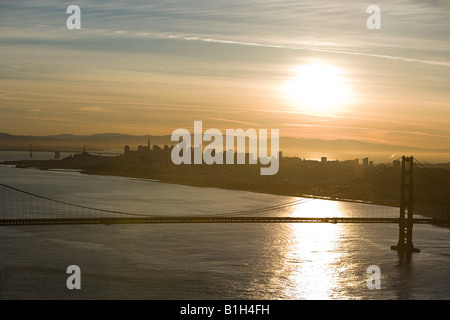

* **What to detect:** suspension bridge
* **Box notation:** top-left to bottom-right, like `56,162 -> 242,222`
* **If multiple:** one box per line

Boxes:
1,156 -> 449,253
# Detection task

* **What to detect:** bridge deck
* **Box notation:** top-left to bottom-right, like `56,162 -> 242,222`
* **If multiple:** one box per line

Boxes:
0,216 -> 444,226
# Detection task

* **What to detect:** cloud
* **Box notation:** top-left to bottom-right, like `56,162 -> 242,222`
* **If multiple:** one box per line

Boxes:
178,35 -> 450,68
2,0 -> 449,69
78,106 -> 108,112
207,117 -> 259,127
28,107 -> 44,113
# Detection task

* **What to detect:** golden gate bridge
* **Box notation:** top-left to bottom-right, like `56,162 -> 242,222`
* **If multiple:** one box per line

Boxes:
1,156 -> 449,253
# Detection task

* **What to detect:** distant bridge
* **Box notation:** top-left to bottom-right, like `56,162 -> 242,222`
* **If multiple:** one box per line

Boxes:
0,148 -> 120,155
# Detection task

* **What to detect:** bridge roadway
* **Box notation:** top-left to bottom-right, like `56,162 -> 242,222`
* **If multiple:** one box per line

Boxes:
0,216 -> 445,226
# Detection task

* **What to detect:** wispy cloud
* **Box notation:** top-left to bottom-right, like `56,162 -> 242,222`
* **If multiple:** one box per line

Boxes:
177,35 -> 450,68
207,117 -> 259,127
78,106 -> 109,112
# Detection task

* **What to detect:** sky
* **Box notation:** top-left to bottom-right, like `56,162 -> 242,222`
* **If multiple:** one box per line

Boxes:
0,0 -> 449,159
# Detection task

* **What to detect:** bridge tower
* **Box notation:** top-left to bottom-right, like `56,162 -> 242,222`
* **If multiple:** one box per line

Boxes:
391,156 -> 420,253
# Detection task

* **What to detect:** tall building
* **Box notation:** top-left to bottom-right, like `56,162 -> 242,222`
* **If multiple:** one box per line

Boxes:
363,157 -> 369,167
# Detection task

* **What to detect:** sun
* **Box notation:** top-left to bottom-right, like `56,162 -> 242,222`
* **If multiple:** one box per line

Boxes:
283,63 -> 352,114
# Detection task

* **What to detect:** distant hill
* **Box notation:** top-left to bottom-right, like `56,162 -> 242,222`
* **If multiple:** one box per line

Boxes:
0,132 -> 449,163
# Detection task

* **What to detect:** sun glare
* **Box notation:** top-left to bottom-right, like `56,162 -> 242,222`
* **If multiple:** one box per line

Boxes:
283,63 -> 352,114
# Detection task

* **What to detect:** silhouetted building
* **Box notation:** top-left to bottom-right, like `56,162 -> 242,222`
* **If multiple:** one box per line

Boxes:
321,157 -> 327,163
137,145 -> 151,158
344,159 -> 359,166
363,157 -> 369,167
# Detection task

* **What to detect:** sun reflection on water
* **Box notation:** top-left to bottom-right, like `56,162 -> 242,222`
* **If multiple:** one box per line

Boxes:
282,199 -> 349,299
291,198 -> 343,218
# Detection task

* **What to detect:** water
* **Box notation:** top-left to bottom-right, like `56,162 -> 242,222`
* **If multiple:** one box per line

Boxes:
0,163 -> 450,300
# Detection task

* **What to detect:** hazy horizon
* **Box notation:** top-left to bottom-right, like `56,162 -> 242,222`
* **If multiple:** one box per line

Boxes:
1,130 -> 449,164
